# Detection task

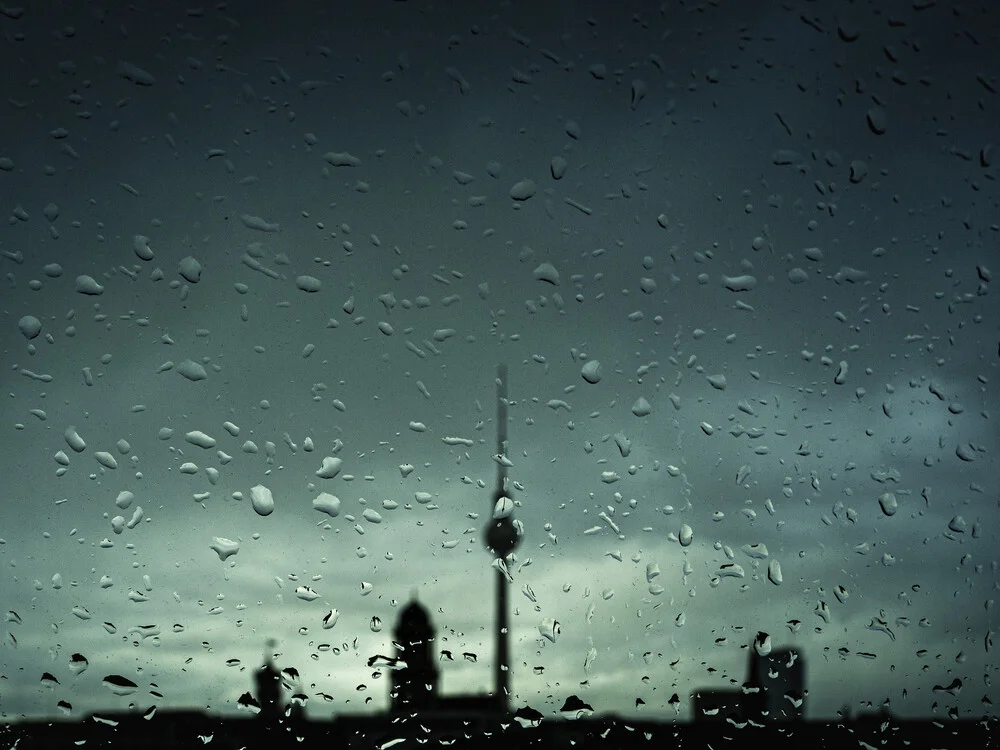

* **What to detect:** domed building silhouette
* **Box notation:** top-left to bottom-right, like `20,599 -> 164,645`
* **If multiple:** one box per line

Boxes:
388,596 -> 506,718
390,599 -> 440,713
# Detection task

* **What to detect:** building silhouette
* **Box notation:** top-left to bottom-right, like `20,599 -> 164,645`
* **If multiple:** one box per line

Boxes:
388,596 -> 505,718
390,598 -> 440,713
8,566 -> 999,750
746,646 -> 806,722
254,641 -> 284,723
692,643 -> 806,724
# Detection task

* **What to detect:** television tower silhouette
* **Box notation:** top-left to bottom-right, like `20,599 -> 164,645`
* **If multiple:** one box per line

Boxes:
482,364 -> 520,713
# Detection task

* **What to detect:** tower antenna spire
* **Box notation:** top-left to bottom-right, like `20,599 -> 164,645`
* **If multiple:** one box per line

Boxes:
495,363 -> 508,497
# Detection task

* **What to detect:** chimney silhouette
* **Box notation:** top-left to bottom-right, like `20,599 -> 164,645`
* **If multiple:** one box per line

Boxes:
254,639 -> 283,723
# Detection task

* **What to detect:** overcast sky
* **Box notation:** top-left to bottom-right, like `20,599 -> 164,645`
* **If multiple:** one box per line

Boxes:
1,0 -> 997,726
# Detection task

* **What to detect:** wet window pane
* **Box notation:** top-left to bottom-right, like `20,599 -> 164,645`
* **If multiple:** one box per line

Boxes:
1,0 -> 997,746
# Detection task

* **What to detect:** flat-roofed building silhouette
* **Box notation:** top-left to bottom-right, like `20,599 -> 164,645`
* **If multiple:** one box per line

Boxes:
692,644 -> 806,724
746,647 -> 806,722
692,688 -> 745,723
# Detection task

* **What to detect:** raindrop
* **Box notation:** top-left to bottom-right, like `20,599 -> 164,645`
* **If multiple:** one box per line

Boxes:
18,315 -> 42,339
767,559 -> 783,586
631,397 -> 652,417
539,619 -> 561,643
295,586 -> 320,602
69,654 -> 89,675
250,484 -> 275,516
185,431 -> 216,449
237,692 -> 261,714
580,360 -> 602,384
932,678 -> 962,696
721,274 -> 756,292
102,675 -> 138,696
313,492 -> 341,517
210,537 -> 240,561
678,524 -> 693,547
493,496 -> 514,520
178,256 -> 202,283
753,631 -> 772,656
878,492 -> 897,517
316,457 -> 343,481
177,360 -> 208,382
75,275 -> 105,295
532,261 -> 559,285
645,563 -> 660,582
95,451 -> 118,470
133,235 -> 154,261
866,106 -> 888,135
510,179 -> 537,201
64,426 -> 87,453
706,374 -> 727,390
296,275 -> 322,293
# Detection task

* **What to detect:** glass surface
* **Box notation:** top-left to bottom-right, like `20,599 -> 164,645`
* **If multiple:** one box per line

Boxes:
1,0 -> 996,745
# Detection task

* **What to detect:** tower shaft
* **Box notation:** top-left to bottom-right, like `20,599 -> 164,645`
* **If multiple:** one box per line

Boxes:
493,364 -> 510,713
495,564 -> 510,712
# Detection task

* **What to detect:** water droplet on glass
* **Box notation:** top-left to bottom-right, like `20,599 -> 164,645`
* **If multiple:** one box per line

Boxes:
532,261 -> 559,285
510,179 -> 537,201
178,256 -> 202,283
645,563 -> 660,582
767,559 -> 783,585
69,653 -> 89,676
631,397 -> 652,417
296,275 -> 322,293
18,315 -> 42,339
75,275 -> 105,295
707,374 -> 727,390
184,430 -> 216,449
316,456 -> 343,479
878,492 -> 897,517
95,451 -> 118,470
493,496 -> 514,520
102,675 -> 138,696
754,631 -> 772,656
250,484 -> 275,516
539,618 -> 561,643
210,537 -> 239,561
295,586 -> 320,602
679,524 -> 693,547
64,426 -> 87,453
581,360 -> 602,384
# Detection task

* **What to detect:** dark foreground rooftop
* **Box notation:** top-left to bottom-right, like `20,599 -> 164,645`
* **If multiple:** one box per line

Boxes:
3,711 -> 996,750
